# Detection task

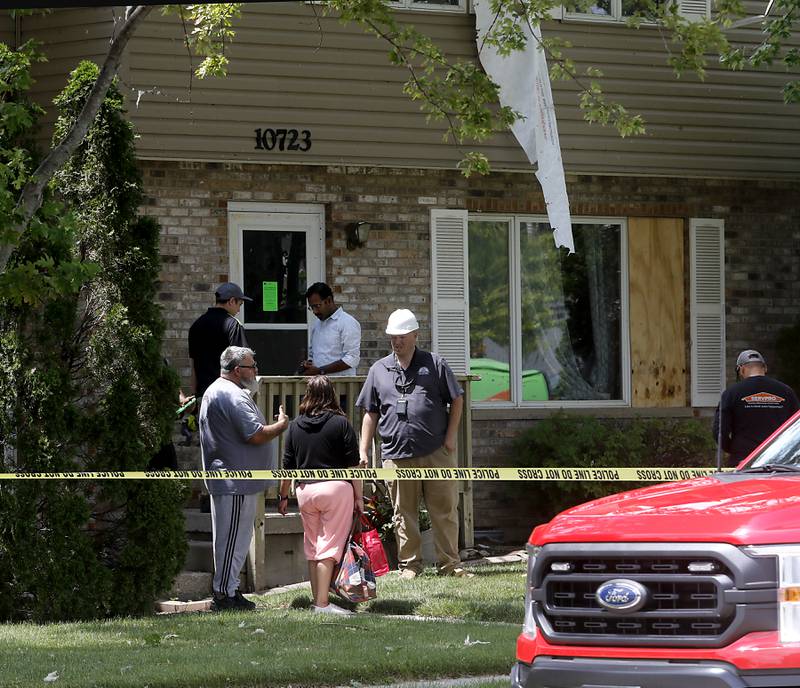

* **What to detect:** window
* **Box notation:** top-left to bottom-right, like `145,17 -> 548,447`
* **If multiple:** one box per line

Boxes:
467,216 -> 629,406
389,0 -> 466,12
563,0 -> 665,20
561,0 -> 708,22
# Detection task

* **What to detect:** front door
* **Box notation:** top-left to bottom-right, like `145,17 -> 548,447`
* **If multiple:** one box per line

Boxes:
228,203 -> 324,375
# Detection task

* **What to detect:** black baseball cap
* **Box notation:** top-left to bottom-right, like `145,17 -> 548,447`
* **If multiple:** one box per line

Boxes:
215,282 -> 252,302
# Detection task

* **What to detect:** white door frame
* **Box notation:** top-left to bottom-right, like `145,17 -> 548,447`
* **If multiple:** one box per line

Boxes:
227,202 -> 325,335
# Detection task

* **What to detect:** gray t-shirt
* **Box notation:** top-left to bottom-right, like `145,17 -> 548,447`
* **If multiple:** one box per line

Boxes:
199,377 -> 273,495
356,348 -> 463,460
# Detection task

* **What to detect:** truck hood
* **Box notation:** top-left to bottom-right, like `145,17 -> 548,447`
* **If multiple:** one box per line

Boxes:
532,475 -> 800,546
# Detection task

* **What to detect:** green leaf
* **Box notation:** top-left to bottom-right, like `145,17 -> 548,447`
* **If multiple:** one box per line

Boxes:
782,80 -> 800,104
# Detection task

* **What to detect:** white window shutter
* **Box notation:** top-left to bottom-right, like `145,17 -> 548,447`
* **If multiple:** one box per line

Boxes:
430,208 -> 469,375
676,0 -> 710,21
690,218 -> 725,407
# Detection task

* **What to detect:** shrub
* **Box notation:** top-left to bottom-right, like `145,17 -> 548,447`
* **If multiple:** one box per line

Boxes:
510,413 -> 716,523
0,56 -> 187,621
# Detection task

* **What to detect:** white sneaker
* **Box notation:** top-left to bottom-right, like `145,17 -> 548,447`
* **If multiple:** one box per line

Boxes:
312,603 -> 354,616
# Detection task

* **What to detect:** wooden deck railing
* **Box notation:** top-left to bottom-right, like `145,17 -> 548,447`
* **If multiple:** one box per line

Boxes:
245,374 -> 474,591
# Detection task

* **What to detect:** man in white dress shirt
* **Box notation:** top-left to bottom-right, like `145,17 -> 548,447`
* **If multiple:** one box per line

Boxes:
299,282 -> 361,376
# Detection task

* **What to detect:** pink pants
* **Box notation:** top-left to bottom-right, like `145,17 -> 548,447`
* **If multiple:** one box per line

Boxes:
296,481 -> 354,562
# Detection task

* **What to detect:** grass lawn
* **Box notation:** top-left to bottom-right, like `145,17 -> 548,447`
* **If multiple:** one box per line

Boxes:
0,563 -> 525,688
263,562 -> 526,624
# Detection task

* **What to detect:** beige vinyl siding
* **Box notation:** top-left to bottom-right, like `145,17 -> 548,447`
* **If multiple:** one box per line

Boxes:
20,4 -> 800,179
125,7 -> 527,168
547,17 -> 799,177
22,8 -> 115,145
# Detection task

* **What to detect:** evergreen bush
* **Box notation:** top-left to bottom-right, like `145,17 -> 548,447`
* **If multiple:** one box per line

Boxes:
0,54 -> 186,621
510,413 -> 716,523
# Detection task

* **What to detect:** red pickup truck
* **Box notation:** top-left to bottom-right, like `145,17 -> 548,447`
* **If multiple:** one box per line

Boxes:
513,411 -> 800,688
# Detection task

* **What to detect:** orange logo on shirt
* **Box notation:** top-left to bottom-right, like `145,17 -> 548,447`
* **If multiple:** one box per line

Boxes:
741,392 -> 786,404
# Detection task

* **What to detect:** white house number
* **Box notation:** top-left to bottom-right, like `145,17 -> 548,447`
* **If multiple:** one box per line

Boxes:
254,128 -> 312,152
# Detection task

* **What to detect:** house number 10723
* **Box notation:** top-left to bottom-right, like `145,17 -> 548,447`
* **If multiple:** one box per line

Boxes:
254,128 -> 312,152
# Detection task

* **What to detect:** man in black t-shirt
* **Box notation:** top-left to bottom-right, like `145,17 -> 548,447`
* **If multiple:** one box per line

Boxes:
713,349 -> 800,466
188,282 -> 251,400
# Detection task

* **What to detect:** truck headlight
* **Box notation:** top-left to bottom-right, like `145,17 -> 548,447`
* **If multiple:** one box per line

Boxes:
522,545 -> 541,638
746,545 -> 800,643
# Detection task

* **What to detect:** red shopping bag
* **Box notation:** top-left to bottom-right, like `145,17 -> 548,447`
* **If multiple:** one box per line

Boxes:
356,514 -> 390,577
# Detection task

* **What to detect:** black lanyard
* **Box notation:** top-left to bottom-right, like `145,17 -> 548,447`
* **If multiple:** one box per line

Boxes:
394,355 -> 416,397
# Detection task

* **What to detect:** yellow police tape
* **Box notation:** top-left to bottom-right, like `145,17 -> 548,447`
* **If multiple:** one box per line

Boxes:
0,467 -> 725,482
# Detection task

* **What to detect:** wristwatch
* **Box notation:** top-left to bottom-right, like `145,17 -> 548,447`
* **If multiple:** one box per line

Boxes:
278,495 -> 288,505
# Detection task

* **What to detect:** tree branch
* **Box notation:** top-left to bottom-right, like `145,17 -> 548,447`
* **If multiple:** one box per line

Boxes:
1,5 -> 153,275
361,18 -> 471,158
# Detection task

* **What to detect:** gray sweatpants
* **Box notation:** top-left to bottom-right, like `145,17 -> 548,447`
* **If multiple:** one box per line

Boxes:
210,493 -> 259,597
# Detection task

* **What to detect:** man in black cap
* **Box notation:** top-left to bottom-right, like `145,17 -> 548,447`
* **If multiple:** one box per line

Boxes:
188,282 -> 251,401
713,349 -> 799,466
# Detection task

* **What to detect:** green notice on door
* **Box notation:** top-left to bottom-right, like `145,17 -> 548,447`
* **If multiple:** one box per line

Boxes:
262,281 -> 278,312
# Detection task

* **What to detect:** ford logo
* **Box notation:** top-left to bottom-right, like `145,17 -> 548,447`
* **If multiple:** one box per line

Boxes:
595,579 -> 648,613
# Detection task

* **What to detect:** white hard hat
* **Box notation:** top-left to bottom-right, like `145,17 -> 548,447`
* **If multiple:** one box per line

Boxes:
386,309 -> 419,335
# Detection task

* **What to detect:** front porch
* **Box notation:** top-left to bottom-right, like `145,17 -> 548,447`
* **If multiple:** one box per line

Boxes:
172,374 -> 474,597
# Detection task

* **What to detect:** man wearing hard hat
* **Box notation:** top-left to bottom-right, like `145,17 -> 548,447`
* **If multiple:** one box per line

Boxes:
356,309 -> 470,578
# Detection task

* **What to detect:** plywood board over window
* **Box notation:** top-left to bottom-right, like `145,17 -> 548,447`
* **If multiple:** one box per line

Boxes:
628,218 -> 686,407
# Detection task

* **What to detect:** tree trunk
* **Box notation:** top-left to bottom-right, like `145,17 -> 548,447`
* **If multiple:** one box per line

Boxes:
0,5 -> 152,276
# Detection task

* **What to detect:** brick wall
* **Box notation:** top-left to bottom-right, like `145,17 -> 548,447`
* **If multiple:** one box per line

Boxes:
140,160 -> 799,542
142,161 -> 456,380
142,161 -> 799,386
470,417 -> 538,543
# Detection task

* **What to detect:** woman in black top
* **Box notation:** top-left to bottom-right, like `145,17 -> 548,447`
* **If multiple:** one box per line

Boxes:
278,376 -> 363,615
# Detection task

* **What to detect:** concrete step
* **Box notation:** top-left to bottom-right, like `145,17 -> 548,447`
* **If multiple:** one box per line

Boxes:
184,540 -> 214,572
262,529 -> 308,589
177,509 -> 309,591
169,570 -> 247,601
265,512 -> 304,535
183,509 -> 305,535
184,508 -> 211,534
170,571 -> 213,601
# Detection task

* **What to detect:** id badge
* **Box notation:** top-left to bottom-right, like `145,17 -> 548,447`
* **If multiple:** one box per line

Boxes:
396,397 -> 408,418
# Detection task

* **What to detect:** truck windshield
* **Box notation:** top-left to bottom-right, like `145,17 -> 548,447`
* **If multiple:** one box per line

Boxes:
741,413 -> 800,470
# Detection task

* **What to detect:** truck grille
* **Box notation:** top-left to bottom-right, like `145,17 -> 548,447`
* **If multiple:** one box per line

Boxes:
549,577 -> 720,611
551,616 -> 723,636
531,543 -> 777,648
